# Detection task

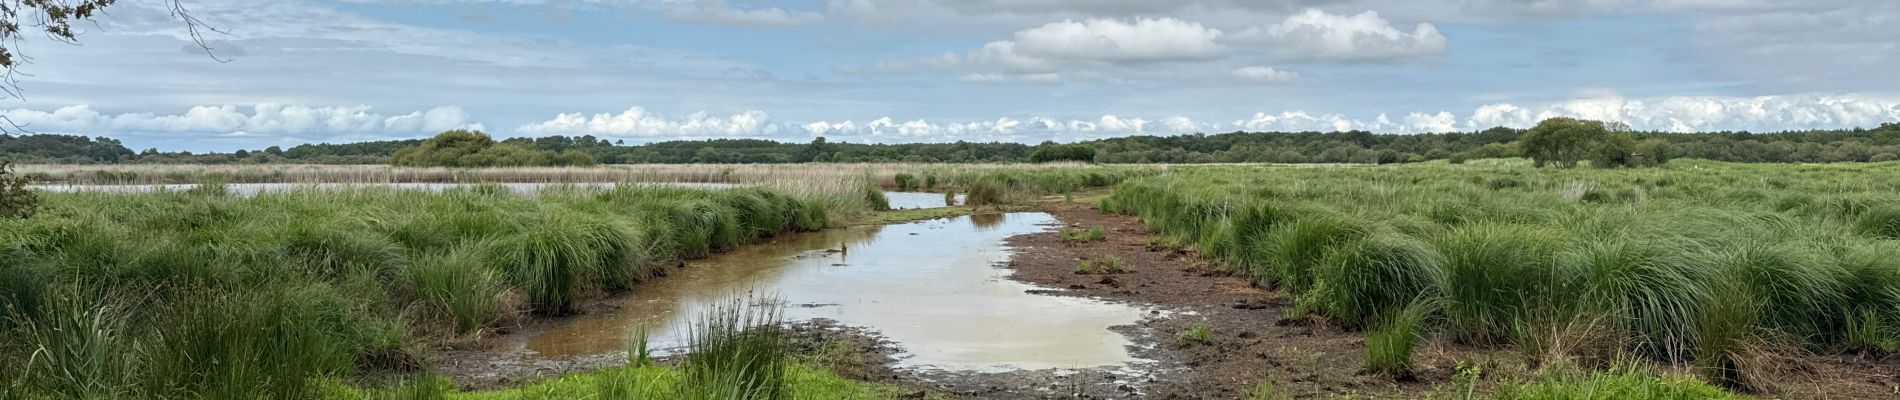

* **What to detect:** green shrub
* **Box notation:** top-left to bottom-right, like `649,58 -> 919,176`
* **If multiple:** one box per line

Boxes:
893,173 -> 918,191
0,160 -> 38,219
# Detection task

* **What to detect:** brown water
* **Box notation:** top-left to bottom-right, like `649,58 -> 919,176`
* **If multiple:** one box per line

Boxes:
516,212 -> 1150,371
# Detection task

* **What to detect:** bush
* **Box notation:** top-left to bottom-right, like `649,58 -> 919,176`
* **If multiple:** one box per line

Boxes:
391,130 -> 594,167
0,160 -> 39,219
893,173 -> 918,191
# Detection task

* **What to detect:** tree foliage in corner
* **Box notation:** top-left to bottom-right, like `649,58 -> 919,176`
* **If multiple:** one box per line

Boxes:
2,1 -> 216,99
1517,117 -> 1658,168
0,160 -> 38,219
390,130 -> 596,167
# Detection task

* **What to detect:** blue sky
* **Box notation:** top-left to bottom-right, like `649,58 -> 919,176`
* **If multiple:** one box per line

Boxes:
3,0 -> 1896,152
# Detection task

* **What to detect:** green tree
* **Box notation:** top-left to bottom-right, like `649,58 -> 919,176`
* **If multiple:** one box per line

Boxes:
1590,130 -> 1638,168
2,1 -> 216,102
1518,117 -> 1611,168
1030,142 -> 1096,163
389,130 -> 591,167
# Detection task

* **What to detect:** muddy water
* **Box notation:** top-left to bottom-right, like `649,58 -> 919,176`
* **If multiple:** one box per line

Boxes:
516,212 -> 1149,371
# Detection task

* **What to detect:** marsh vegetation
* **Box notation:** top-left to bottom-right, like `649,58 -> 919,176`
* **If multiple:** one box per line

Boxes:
1102,159 -> 1900,393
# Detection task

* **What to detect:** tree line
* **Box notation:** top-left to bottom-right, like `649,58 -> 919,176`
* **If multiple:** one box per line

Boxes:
4,121 -> 1898,165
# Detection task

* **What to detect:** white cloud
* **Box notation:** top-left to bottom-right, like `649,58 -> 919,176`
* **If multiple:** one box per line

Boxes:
853,17 -> 1227,81
1468,93 -> 1900,132
1231,9 -> 1447,62
1405,111 -> 1458,132
1008,18 -> 1226,62
666,0 -> 823,27
2,104 -> 481,136
1235,111 -> 1399,132
1161,116 -> 1205,132
514,107 -> 778,137
1232,66 -> 1299,83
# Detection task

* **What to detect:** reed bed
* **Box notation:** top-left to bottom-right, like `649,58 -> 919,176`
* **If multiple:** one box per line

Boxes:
1101,159 -> 1900,390
14,163 -> 1161,186
17,163 -> 1159,223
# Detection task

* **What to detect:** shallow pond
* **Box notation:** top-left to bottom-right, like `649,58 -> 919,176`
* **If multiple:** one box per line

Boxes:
516,212 -> 1149,371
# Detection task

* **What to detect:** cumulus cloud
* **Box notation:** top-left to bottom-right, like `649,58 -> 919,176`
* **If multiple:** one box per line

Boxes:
801,114 -> 1180,140
1467,93 -> 1900,132
1235,111 -> 1398,132
848,17 -> 1227,81
518,93 -> 1896,144
1008,18 -> 1226,62
666,0 -> 823,27
1405,111 -> 1458,132
1232,66 -> 1299,83
1,104 -> 481,136
1231,9 -> 1446,62
514,107 -> 778,137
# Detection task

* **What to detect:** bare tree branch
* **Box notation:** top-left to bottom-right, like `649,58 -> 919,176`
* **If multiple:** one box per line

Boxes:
0,0 -> 226,132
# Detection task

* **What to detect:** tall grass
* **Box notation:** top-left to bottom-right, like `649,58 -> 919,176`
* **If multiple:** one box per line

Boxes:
1100,161 -> 1900,391
0,184 -> 835,398
680,295 -> 788,400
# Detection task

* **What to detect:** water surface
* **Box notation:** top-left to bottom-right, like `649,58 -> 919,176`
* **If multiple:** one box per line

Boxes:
518,212 -> 1148,371
883,191 -> 966,209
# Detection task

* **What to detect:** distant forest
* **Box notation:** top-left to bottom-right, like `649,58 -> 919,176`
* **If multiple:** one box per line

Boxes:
4,122 -> 1900,165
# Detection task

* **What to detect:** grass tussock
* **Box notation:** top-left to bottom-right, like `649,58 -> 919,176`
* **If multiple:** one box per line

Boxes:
1099,160 -> 1900,394
0,185 -> 834,398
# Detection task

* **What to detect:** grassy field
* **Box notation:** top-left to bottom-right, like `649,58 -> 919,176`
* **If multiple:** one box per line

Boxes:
0,165 -> 1149,399
1103,159 -> 1900,392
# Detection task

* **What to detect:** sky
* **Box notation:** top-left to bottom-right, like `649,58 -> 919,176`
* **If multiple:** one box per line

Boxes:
1,0 -> 1896,152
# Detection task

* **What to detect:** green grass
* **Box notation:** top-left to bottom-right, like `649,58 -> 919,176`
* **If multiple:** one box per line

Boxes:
872,206 -> 971,224
1099,160 -> 1900,391
321,363 -> 907,400
680,296 -> 789,399
321,294 -> 910,400
1077,255 -> 1128,274
1365,303 -> 1429,375
0,185 -> 835,398
1491,366 -> 1743,400
1060,226 -> 1106,242
1179,322 -> 1212,345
